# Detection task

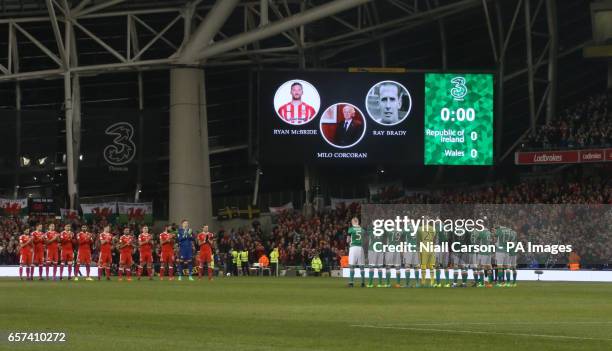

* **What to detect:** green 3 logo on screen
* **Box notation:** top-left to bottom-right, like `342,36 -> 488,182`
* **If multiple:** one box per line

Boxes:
450,77 -> 467,101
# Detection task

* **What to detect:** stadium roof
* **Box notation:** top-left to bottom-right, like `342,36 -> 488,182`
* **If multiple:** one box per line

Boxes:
0,0 -> 606,200
0,1 -> 591,76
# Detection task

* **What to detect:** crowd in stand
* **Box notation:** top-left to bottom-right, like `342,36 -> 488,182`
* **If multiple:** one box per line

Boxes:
399,177 -> 611,205
1,175 -> 610,270
521,93 -> 610,149
248,174 -> 610,269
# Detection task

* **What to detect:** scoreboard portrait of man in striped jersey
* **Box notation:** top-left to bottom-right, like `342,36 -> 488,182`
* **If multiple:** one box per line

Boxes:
275,80 -> 320,125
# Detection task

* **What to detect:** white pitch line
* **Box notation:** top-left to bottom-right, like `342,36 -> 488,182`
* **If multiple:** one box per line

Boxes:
350,324 -> 612,342
384,321 -> 612,327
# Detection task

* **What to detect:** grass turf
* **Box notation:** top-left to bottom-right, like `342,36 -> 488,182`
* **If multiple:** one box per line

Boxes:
0,277 -> 611,351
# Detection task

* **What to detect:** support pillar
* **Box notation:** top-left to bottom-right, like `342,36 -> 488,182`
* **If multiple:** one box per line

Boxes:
609,61 -> 612,91
135,72 -> 144,202
304,165 -> 311,205
72,74 -> 81,209
63,20 -> 80,210
608,62 -> 612,116
524,0 -> 536,129
64,72 -> 78,210
169,68 -> 212,227
495,0 -> 505,162
545,0 -> 558,124
252,167 -> 260,206
14,82 -> 21,198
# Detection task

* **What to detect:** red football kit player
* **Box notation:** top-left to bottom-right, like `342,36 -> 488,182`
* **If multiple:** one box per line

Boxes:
137,226 -> 154,280
31,224 -> 46,280
19,229 -> 34,280
277,101 -> 316,124
98,225 -> 113,280
44,224 -> 60,280
59,224 -> 74,280
118,228 -> 134,281
75,226 -> 93,280
277,82 -> 316,125
159,226 -> 175,280
197,225 -> 215,280
60,224 -> 74,280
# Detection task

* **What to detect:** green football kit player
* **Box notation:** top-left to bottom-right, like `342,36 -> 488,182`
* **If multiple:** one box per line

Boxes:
494,226 -> 518,287
347,217 -> 365,288
385,231 -> 403,288
450,230 -> 469,287
435,230 -> 451,287
469,230 -> 479,286
402,225 -> 420,287
367,228 -> 385,288
471,228 -> 492,287
506,227 -> 518,287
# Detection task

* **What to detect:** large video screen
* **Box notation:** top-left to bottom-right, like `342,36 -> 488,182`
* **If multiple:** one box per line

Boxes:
424,73 -> 494,165
258,70 -> 493,165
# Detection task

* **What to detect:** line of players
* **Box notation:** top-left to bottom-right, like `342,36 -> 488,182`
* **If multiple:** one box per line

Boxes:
17,219 -> 215,282
346,217 -> 518,288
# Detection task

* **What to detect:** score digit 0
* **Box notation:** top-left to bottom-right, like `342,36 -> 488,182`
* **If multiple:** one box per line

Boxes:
440,108 -> 476,121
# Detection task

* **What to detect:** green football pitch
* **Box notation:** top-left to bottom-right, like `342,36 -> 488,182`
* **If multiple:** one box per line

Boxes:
1,277 -> 611,351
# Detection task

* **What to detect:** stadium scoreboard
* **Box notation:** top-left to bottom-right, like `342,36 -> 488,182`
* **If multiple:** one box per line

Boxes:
424,73 -> 494,165
258,70 -> 494,165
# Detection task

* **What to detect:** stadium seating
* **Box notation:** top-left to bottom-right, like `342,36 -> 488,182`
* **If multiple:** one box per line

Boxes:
1,176 -> 609,269
521,93 -> 610,150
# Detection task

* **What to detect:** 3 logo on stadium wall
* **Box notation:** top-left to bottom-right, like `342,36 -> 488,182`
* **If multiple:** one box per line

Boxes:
103,122 -> 136,170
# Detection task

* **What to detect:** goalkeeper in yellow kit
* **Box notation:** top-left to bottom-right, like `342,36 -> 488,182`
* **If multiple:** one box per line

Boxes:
417,221 -> 437,287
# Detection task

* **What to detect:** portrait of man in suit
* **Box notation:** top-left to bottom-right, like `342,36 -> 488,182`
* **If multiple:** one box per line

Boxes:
320,103 -> 366,148
335,105 -> 363,146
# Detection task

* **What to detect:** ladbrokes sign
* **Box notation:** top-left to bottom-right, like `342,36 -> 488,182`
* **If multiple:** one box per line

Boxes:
515,148 -> 612,165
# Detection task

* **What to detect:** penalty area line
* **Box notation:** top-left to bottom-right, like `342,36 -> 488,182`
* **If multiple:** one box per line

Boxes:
350,324 -> 612,342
